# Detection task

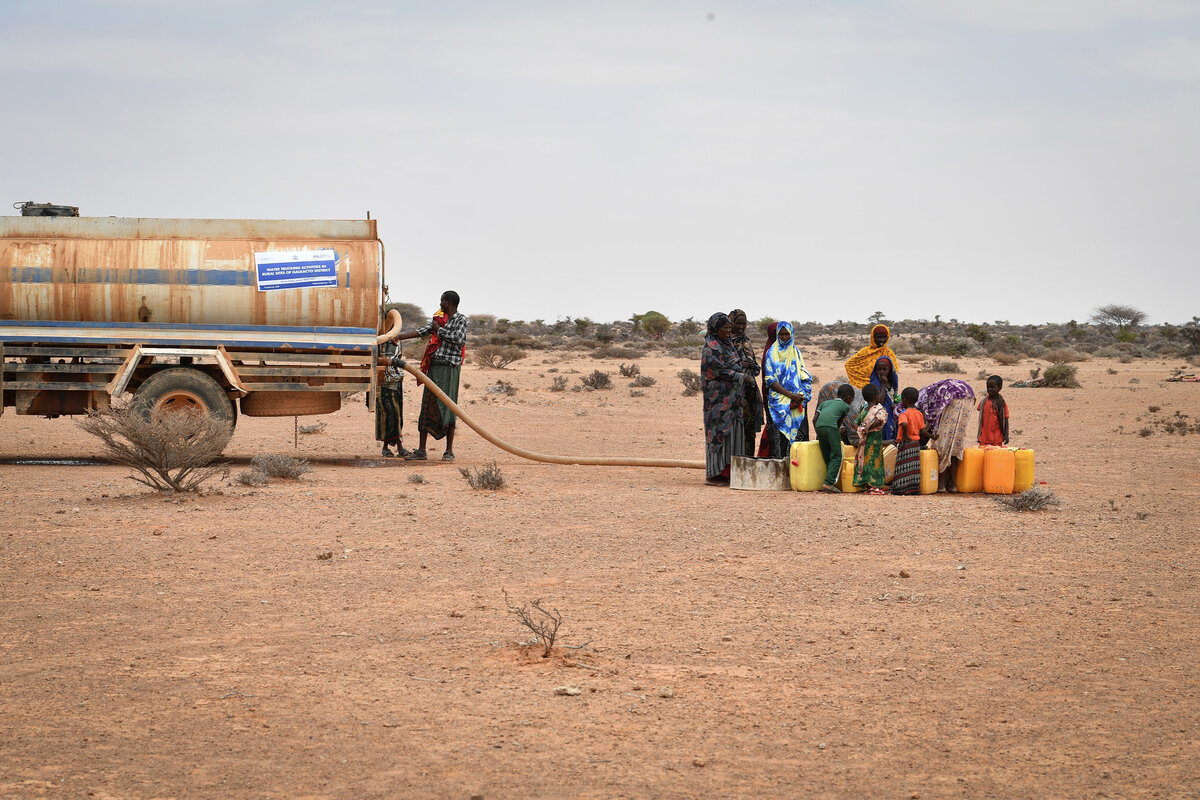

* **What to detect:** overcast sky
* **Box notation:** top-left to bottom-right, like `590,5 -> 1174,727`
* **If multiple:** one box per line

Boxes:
3,1 -> 1197,326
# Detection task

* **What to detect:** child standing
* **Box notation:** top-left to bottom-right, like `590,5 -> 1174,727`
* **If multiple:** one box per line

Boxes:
853,384 -> 889,495
978,375 -> 1009,446
891,387 -> 925,496
814,383 -> 857,493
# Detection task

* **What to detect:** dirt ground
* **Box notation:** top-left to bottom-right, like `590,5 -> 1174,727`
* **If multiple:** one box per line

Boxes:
1,349 -> 1198,799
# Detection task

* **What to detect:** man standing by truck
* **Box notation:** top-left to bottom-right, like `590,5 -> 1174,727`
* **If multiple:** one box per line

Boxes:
390,290 -> 467,462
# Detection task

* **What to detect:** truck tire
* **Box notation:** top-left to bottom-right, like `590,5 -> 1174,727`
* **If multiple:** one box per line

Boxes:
134,368 -> 235,424
240,391 -> 341,417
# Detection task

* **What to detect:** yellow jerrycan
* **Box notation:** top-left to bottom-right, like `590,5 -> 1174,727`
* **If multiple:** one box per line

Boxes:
1012,448 -> 1035,492
983,447 -> 1016,494
789,440 -> 826,491
955,447 -> 985,493
839,443 -> 860,493
882,444 -> 897,484
919,449 -> 939,495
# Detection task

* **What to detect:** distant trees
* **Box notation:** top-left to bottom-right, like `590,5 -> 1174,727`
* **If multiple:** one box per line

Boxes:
1091,304 -> 1147,340
640,311 -> 671,339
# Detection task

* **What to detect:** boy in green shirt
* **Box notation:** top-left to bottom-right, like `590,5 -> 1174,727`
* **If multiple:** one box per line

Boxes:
814,383 -> 857,492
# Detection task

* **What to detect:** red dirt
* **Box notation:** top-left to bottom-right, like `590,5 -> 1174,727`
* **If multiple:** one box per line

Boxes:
1,352 -> 1198,799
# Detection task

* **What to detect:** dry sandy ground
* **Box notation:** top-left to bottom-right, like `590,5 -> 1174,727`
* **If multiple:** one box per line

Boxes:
1,349 -> 1198,799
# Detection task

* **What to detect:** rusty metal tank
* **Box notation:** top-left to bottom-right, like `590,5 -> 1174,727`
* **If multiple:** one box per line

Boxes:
0,217 -> 382,330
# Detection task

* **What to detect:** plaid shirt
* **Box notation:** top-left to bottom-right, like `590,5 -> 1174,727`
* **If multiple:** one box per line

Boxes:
416,312 -> 468,367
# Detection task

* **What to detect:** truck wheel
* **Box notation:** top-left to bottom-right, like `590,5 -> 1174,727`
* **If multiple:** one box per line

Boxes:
134,368 -> 235,425
240,391 -> 341,417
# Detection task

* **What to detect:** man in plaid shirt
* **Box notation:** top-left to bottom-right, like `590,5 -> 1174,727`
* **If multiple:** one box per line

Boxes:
389,290 -> 467,461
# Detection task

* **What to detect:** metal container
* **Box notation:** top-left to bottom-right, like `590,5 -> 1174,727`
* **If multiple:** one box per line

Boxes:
0,217 -> 382,331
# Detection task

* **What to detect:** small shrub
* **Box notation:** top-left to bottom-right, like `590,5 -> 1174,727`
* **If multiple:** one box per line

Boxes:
77,403 -> 232,493
631,374 -> 656,387
580,370 -> 613,390
996,488 -> 1062,512
1149,405 -> 1161,412
460,460 -> 505,490
992,351 -> 1022,366
408,473 -> 427,484
298,421 -> 326,435
503,590 -> 563,658
486,380 -> 517,396
1139,427 -> 1153,437
1043,348 -> 1086,364
630,389 -> 645,397
921,359 -> 963,373
592,346 -> 643,360
829,338 -> 853,357
236,469 -> 270,486
678,369 -> 702,396
1042,364 -> 1081,388
549,375 -> 568,392
474,344 -> 527,369
251,454 -> 312,479
966,324 -> 991,344
618,363 -> 641,378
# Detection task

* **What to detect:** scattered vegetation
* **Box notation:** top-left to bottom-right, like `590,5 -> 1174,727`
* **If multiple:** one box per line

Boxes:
408,473 -> 428,484
631,374 -> 657,387
298,421 -> 327,435
251,454 -> 312,479
992,351 -> 1022,366
580,370 -> 613,390
618,363 -> 641,378
474,344 -> 527,369
486,379 -> 517,396
829,337 -> 853,357
503,590 -> 564,658
549,375 -> 568,392
460,460 -> 505,490
1043,348 -> 1087,364
77,403 -> 232,493
996,488 -> 1062,512
678,368 -> 702,396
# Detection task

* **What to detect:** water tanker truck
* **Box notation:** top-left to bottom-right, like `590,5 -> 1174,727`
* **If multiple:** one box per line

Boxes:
0,204 -> 400,430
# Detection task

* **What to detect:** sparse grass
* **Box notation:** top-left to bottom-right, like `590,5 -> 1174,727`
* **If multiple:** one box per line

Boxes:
460,460 -> 505,490
503,590 -> 563,658
678,368 -> 702,396
618,363 -> 641,378
77,403 -> 232,493
580,370 -> 613,390
251,454 -> 311,479
995,488 -> 1062,512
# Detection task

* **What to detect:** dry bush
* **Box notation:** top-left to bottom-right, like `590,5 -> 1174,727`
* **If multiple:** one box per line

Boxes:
77,403 -> 232,493
503,590 -> 563,658
678,368 -> 702,396
251,454 -> 312,479
618,362 -> 641,378
920,359 -> 963,373
298,421 -> 327,435
473,344 -> 527,369
992,351 -> 1022,366
580,370 -> 613,390
549,375 -> 568,392
236,469 -> 270,486
592,346 -> 643,360
829,337 -> 853,357
486,380 -> 517,396
630,389 -> 646,397
460,460 -> 505,490
631,374 -> 657,387
995,488 -> 1062,512
408,473 -> 427,484
1043,348 -> 1087,364
1043,364 -> 1081,388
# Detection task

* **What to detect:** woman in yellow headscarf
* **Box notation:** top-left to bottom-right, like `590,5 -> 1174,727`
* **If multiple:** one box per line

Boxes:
844,324 -> 899,389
